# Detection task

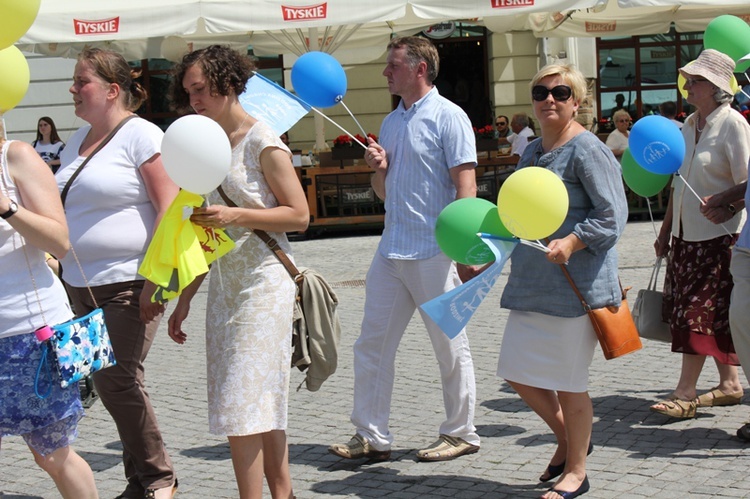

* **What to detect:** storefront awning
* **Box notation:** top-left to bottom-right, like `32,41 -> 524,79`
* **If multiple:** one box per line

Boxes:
17,0 -> 603,61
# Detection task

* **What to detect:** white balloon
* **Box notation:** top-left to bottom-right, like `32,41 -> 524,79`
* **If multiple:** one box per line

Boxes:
161,115 -> 231,195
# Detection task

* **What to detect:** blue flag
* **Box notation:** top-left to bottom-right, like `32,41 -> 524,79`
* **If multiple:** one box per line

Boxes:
239,73 -> 312,137
420,236 -> 518,339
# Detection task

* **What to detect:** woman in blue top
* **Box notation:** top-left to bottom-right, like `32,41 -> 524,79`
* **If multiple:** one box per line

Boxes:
497,64 -> 628,499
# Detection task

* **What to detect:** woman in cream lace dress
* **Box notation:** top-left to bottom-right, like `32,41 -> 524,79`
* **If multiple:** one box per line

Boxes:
167,45 -> 309,499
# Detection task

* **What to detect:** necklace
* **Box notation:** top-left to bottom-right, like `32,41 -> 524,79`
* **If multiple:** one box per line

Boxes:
696,114 -> 704,133
230,113 -> 249,140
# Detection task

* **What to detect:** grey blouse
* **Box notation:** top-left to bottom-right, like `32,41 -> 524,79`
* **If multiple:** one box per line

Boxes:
500,131 -> 629,317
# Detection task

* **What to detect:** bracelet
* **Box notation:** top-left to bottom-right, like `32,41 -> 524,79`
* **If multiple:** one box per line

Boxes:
727,204 -> 737,214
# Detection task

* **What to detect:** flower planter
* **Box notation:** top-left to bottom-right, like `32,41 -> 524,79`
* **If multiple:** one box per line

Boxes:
331,147 -> 365,161
319,151 -> 354,167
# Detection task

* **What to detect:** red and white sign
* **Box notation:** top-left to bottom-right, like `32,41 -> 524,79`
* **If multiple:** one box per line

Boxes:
281,3 -> 328,22
586,21 -> 617,33
491,0 -> 535,8
73,17 -> 120,36
585,21 -> 617,33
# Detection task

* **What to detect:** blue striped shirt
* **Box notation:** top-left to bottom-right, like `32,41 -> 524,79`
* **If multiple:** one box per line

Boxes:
377,87 -> 477,260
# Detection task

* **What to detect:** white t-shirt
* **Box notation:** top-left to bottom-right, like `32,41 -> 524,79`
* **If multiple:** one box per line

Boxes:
509,126 -> 534,157
56,118 -> 163,287
605,129 -> 629,159
33,140 -> 65,167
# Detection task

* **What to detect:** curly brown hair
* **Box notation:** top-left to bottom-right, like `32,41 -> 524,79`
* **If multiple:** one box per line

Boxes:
170,45 -> 255,114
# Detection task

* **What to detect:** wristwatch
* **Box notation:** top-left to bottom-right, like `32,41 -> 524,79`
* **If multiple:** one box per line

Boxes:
1,199 -> 18,219
727,203 -> 737,215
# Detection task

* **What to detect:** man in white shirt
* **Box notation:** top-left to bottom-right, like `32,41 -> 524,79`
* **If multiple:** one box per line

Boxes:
508,113 -> 535,157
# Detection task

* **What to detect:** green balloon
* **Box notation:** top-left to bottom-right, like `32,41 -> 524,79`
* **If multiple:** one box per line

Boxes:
435,198 -> 513,265
621,148 -> 671,198
704,15 -> 750,72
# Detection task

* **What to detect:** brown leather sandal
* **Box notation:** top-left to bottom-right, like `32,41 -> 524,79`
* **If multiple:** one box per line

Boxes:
650,398 -> 697,418
696,388 -> 743,407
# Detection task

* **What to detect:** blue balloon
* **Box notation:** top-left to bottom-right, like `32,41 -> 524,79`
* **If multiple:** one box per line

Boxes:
628,115 -> 685,175
291,51 -> 347,108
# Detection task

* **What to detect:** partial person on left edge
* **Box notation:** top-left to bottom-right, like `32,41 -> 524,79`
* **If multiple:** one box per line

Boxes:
0,129 -> 98,498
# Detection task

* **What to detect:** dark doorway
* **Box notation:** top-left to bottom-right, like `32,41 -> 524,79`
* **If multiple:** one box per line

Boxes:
431,32 -> 492,128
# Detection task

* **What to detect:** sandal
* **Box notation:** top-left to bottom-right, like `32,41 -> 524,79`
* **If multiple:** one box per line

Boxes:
649,398 -> 697,418
144,478 -> 178,499
540,441 -> 594,482
328,434 -> 391,461
696,388 -> 743,407
416,434 -> 479,462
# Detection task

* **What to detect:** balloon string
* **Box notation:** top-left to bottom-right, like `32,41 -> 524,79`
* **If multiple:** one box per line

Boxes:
338,100 -> 369,139
675,173 -> 734,237
530,240 -> 551,253
308,106 -> 367,149
646,198 -> 658,239
741,71 -> 750,100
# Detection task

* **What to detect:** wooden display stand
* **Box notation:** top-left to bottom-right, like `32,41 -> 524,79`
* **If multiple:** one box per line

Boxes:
295,153 -> 519,236
298,165 -> 385,232
476,154 -> 518,202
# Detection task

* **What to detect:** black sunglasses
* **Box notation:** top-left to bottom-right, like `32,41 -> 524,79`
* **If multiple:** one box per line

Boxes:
531,85 -> 572,102
496,121 -> 507,126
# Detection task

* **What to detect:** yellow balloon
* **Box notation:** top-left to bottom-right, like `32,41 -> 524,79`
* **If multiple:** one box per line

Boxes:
0,0 -> 41,50
0,46 -> 30,114
678,60 -> 739,99
497,167 -> 569,240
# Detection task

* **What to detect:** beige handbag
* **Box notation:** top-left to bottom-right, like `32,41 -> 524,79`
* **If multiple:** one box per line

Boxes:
632,257 -> 671,343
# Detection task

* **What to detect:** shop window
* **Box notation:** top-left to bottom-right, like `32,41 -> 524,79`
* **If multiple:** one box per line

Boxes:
597,26 -> 703,123
417,25 -> 492,128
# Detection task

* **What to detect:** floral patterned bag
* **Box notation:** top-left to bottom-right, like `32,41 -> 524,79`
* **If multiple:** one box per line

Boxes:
47,308 -> 116,388
21,244 -> 117,395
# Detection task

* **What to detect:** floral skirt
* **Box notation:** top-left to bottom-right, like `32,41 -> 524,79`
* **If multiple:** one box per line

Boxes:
0,331 -> 83,456
663,234 -> 739,365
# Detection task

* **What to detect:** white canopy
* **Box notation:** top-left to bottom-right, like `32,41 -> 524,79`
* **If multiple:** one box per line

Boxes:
19,0 -> 603,61
619,0 -> 750,6
527,0 -> 750,38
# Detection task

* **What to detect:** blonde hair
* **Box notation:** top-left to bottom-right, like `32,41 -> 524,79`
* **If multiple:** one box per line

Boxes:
531,64 -> 587,103
612,109 -> 631,123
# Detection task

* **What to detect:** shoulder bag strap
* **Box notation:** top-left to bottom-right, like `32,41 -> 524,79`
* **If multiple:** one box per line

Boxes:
60,114 -> 137,207
559,262 -> 626,312
216,185 -> 302,283
558,263 -> 591,312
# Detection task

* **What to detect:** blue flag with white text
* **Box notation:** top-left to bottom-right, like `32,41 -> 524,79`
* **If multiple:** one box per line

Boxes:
239,73 -> 311,137
420,236 -> 517,339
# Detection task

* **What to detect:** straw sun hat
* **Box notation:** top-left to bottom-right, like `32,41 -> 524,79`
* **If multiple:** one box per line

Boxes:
679,49 -> 735,95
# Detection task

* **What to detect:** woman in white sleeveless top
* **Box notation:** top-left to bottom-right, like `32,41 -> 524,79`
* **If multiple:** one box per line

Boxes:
0,136 -> 98,498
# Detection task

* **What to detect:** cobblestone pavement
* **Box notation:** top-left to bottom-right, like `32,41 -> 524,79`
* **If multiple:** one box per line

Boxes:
2,221 -> 750,498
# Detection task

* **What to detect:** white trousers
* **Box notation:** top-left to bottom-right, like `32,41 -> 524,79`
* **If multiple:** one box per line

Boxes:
730,247 -> 750,387
351,252 -> 479,451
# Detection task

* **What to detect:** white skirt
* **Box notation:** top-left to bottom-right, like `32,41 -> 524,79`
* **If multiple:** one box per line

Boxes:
497,310 -> 597,393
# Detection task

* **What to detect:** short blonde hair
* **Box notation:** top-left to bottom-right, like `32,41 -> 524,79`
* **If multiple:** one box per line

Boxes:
612,109 -> 631,123
531,64 -> 587,103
